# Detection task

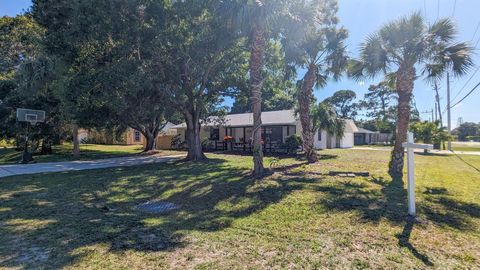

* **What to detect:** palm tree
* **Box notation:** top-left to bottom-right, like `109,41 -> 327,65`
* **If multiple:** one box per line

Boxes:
218,0 -> 289,177
312,101 -> 345,141
283,0 -> 348,163
350,12 -> 473,179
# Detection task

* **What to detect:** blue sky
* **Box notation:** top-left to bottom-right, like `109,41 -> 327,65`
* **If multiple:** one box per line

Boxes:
1,0 -> 479,126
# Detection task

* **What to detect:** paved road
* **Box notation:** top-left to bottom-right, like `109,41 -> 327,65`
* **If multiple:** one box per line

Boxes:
0,154 -> 185,178
351,147 -> 480,156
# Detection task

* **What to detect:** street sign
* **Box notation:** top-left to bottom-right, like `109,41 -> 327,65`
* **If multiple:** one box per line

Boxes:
402,132 -> 433,216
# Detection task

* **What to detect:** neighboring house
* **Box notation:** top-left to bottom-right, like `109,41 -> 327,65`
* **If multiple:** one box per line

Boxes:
78,129 -> 89,143
354,127 -> 393,145
125,122 -> 177,146
171,109 -> 358,151
80,122 -> 177,149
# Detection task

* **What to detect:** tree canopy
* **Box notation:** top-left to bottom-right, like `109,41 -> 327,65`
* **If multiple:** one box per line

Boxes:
324,90 -> 358,120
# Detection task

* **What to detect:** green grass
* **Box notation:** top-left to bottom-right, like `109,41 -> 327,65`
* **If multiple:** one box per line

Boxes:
0,150 -> 479,269
452,141 -> 480,152
355,144 -> 393,148
0,144 -> 146,164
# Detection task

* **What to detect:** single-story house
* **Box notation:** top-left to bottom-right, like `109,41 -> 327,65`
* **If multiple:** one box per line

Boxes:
354,127 -> 393,145
171,109 -> 358,151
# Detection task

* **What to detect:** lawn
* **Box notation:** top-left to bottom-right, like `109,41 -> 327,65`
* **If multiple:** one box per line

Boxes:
452,141 -> 480,152
0,150 -> 478,269
0,144 -> 150,165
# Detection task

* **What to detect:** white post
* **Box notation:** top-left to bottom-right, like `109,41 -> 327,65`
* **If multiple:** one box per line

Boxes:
407,132 -> 415,216
403,133 -> 432,217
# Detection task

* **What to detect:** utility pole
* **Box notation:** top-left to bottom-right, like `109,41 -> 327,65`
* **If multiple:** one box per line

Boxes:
434,102 -> 438,122
434,82 -> 443,127
447,72 -> 452,151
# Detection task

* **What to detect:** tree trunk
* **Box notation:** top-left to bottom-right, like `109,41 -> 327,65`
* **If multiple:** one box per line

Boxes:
389,65 -> 415,179
143,131 -> 157,152
299,63 -> 318,163
72,124 -> 80,158
185,112 -> 206,161
40,139 -> 53,155
105,130 -> 114,145
250,25 -> 266,177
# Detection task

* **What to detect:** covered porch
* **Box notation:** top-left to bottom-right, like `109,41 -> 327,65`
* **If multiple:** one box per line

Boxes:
206,125 -> 297,153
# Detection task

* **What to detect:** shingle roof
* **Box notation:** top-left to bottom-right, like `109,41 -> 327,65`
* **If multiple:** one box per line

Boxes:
356,127 -> 376,134
171,109 -> 359,133
171,110 -> 297,129
344,119 -> 359,133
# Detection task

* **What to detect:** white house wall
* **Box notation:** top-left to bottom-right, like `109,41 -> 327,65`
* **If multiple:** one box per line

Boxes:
340,133 -> 354,148
314,130 -> 328,150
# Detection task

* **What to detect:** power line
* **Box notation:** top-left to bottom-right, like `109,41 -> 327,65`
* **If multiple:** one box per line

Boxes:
475,34 -> 480,49
471,21 -> 480,41
451,0 -> 457,17
451,65 -> 480,103
450,81 -> 480,109
437,0 -> 440,20
424,0 -> 428,19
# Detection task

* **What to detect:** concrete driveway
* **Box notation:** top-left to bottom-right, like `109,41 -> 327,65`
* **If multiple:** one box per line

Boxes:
0,154 -> 185,178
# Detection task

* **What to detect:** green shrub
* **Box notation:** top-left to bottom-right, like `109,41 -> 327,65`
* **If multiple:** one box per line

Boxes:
201,138 -> 212,149
284,135 -> 302,154
170,134 -> 185,149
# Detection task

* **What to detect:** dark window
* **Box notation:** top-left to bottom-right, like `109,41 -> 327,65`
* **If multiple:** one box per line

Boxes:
318,130 -> 322,141
134,131 -> 141,142
210,128 -> 220,140
262,126 -> 282,143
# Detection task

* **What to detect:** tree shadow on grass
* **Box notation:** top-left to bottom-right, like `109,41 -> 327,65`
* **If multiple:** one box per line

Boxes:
396,216 -> 433,266
0,158 -> 300,269
312,174 -> 480,266
318,154 -> 338,160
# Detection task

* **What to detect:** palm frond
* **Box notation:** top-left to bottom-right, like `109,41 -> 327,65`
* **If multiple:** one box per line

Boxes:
422,63 -> 446,82
379,11 -> 424,52
347,59 -> 365,81
312,101 -> 345,137
423,41 -> 474,80
445,42 -> 475,77
428,18 -> 456,43
314,72 -> 328,89
359,33 -> 389,77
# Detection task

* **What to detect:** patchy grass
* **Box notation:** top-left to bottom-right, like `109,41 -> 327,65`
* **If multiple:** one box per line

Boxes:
0,144 -> 183,165
452,141 -> 480,152
354,144 -> 393,149
0,150 -> 478,269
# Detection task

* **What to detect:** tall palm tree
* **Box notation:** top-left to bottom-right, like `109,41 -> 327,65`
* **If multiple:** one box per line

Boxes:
283,0 -> 348,163
350,12 -> 473,179
219,0 -> 289,177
